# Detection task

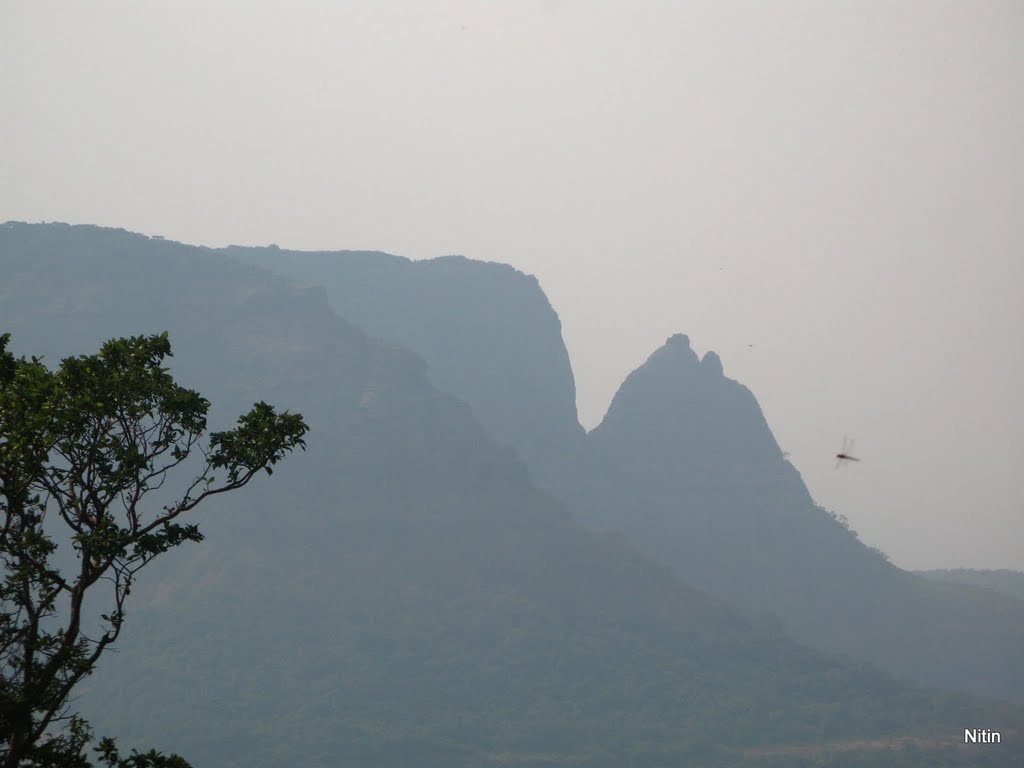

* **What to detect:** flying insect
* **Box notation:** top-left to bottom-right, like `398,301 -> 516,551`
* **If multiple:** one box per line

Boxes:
835,436 -> 860,468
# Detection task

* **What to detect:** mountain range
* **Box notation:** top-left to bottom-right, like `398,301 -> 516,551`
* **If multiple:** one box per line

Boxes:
232,241 -> 1024,702
1,222 -> 1020,767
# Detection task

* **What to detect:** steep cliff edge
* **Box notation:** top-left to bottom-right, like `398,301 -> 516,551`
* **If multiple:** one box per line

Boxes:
225,246 -> 586,494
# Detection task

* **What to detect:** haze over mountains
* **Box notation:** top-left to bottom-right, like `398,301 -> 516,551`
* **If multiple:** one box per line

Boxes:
233,240 -> 1024,701
916,569 -> 1024,603
1,222 -> 1021,767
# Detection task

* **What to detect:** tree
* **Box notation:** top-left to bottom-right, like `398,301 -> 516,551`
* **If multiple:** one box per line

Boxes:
0,332 -> 308,767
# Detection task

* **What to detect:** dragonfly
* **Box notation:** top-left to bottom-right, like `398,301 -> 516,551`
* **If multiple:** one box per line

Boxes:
835,436 -> 860,469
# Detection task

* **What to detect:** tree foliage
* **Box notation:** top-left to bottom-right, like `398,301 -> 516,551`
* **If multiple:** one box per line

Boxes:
0,332 -> 307,767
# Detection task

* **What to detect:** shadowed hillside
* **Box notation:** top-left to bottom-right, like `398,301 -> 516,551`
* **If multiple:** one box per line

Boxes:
2,222 -> 1017,767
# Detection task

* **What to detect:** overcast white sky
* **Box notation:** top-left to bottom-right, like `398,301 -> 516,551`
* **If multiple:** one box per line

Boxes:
2,1 -> 1022,570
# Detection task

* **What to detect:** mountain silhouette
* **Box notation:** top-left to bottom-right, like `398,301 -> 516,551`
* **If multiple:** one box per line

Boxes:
231,243 -> 1024,702
1,223 -> 1019,767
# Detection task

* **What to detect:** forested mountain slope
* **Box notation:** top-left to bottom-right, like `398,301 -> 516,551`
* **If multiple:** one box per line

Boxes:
231,243 -> 1024,703
1,222 -> 1017,767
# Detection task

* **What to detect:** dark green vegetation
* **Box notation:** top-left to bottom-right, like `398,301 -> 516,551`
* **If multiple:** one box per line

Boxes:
916,569 -> 1024,603
0,330 -> 306,766
234,244 -> 1024,704
2,223 -> 1021,767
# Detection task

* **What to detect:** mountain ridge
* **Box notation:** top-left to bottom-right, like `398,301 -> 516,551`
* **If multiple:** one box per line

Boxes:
916,569 -> 1024,603
223,238 -> 1024,702
2,222 -> 1019,766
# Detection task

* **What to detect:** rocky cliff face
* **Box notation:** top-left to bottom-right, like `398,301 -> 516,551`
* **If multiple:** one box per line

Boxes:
225,247 -> 586,495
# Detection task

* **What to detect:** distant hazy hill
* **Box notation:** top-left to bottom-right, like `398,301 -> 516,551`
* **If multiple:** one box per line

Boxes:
916,569 -> 1024,602
2,222 -> 1016,767
585,334 -> 1024,702
230,243 -> 1024,703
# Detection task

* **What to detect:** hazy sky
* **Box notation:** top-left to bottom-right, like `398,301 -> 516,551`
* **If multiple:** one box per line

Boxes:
2,1 -> 1022,570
